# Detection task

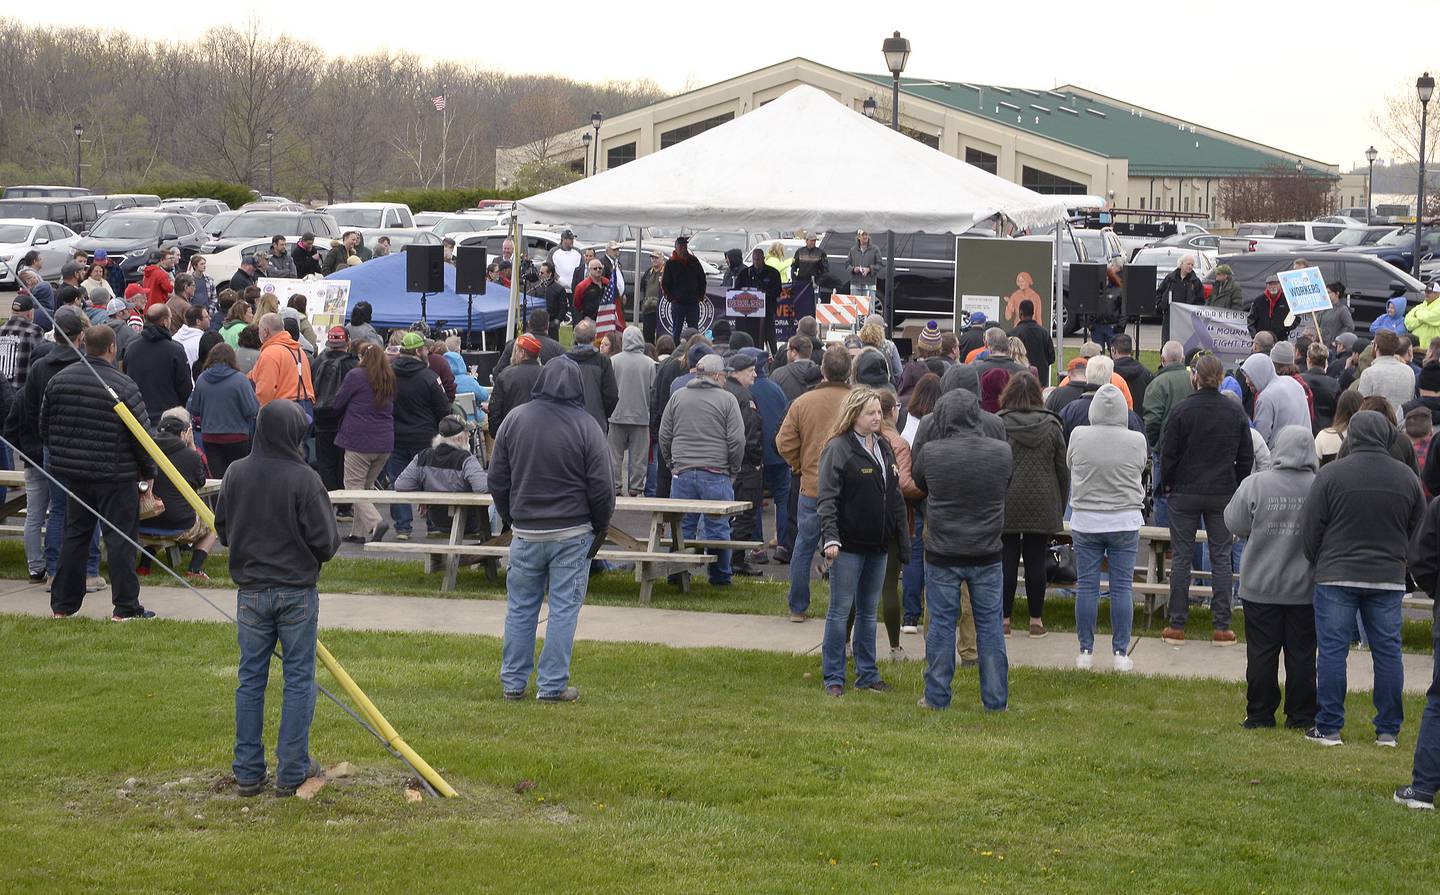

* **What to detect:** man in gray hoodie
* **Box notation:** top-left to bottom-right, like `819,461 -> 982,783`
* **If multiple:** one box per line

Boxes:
608,327 -> 656,495
1224,425 -> 1318,731
659,353 -> 745,585
1240,352 -> 1310,448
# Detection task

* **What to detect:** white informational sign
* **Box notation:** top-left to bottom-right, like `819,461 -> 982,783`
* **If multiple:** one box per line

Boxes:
724,289 -> 766,318
257,277 -> 351,331
1277,267 -> 1330,316
960,293 -> 1001,322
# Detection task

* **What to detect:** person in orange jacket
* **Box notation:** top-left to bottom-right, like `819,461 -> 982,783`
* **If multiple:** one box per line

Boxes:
249,312 -> 315,409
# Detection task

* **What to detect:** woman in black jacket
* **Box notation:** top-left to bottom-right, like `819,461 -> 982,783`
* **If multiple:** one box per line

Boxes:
816,385 -> 908,697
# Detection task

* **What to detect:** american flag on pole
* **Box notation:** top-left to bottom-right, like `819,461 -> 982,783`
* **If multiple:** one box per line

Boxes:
595,276 -> 626,336
431,94 -> 447,112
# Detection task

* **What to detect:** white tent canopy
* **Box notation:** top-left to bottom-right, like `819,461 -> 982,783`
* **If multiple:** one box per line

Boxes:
515,85 -> 1070,234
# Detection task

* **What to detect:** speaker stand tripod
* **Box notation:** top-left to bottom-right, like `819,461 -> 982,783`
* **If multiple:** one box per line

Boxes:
419,292 -> 430,327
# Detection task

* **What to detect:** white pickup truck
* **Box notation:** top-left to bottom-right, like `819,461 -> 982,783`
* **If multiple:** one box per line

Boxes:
1218,221 -> 1343,254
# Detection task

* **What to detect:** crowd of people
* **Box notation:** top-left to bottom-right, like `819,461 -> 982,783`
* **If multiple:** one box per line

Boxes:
9,229 -> 1440,808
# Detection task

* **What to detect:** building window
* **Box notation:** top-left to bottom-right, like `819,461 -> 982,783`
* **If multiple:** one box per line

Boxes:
606,142 -> 636,169
965,147 -> 998,175
1139,197 -> 1145,209
660,112 -> 734,149
1021,165 -> 1086,195
1169,197 -> 1175,210
1183,196 -> 1189,212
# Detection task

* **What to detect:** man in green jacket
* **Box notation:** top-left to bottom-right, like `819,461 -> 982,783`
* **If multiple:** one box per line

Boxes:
1405,280 -> 1440,346
1209,265 -> 1244,311
1142,340 -> 1193,525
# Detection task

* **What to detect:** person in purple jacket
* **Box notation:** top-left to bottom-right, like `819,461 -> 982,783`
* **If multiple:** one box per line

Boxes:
333,342 -> 396,543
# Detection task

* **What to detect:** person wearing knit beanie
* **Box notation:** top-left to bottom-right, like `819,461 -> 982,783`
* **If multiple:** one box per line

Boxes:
918,320 -> 943,354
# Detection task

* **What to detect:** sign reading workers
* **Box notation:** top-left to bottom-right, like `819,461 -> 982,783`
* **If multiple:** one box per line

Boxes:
1277,267 -> 1330,316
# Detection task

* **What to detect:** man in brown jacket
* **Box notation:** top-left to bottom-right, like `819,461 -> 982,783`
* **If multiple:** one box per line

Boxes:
776,345 -> 851,621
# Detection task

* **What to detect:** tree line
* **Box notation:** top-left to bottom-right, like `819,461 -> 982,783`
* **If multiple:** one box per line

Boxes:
0,19 -> 666,202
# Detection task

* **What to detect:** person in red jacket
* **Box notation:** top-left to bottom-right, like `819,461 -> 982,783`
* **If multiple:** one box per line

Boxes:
143,248 -> 180,309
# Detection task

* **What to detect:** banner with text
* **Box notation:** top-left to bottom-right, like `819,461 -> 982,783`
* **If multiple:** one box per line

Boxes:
1168,301 -> 1252,367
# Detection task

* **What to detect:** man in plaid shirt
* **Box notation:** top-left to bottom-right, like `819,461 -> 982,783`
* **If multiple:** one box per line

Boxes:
0,295 -> 45,389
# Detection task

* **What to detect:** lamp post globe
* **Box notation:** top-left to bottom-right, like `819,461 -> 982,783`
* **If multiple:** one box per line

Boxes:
1365,145 -> 1378,224
880,30 -> 911,337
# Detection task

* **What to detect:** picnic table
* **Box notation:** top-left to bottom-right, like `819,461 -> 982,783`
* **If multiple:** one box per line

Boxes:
0,470 -> 220,536
327,490 -> 754,604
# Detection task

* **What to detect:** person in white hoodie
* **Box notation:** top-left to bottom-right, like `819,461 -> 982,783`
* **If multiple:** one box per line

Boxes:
1224,425 -> 1318,731
1066,384 -> 1147,671
1241,351 -> 1309,448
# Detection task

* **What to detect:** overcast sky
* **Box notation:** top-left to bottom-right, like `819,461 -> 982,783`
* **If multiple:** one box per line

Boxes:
28,1 -> 1435,171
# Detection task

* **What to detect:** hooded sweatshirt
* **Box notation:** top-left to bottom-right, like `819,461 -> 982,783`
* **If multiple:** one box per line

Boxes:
998,406 -> 1068,534
444,351 -> 488,426
187,363 -> 259,438
249,330 -> 314,407
1241,353 -> 1309,448
144,431 -> 206,532
391,353 -> 450,450
1224,425 -> 1318,605
910,363 -> 1007,458
610,326 -> 656,426
1067,384 -> 1148,522
1301,410 -> 1425,589
1370,299 -> 1408,335
659,375 -> 745,475
771,357 -> 821,403
214,400 -> 340,589
125,323 -> 193,425
912,389 -> 1012,565
488,357 -> 615,534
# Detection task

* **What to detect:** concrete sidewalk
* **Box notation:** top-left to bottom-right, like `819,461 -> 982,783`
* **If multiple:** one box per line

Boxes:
0,577 -> 1430,694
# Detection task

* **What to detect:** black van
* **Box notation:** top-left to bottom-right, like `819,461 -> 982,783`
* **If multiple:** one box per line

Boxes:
0,197 -> 99,233
1206,251 -> 1427,327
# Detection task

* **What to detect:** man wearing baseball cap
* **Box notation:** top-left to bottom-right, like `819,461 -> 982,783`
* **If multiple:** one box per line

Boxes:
0,295 -> 44,389
311,325 -> 360,493
103,297 -> 139,357
385,329 -> 451,539
1405,279 -> 1440,347
488,333 -> 545,439
548,230 -> 584,306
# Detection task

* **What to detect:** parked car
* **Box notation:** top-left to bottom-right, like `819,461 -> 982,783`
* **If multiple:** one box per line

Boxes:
1337,223 -> 1440,273
0,196 -> 99,233
1130,246 -> 1216,290
455,228 -> 566,264
431,214 -> 503,239
204,236 -> 335,284
1333,207 -> 1371,220
1151,231 -> 1223,257
1,185 -> 90,199
91,193 -> 162,214
0,218 -> 82,288
1217,221 -> 1332,254
366,228 -> 439,255
1204,250 -> 1428,327
320,201 -> 416,236
1374,203 -> 1411,224
675,229 -> 773,269
413,211 -> 447,228
73,210 -> 208,282
1309,225 -> 1399,252
239,200 -> 306,212
160,197 -> 231,224
200,210 -> 341,254
1071,228 -> 1127,266
1313,215 -> 1366,227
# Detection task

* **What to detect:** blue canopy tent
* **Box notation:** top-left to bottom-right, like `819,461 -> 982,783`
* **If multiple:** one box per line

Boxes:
323,254 -> 540,332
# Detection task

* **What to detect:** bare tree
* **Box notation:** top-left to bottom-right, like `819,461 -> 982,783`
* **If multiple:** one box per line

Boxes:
1371,71 -> 1440,168
1218,166 -> 1334,223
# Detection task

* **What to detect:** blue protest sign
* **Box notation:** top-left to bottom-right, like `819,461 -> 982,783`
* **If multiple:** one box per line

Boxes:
1277,267 -> 1330,316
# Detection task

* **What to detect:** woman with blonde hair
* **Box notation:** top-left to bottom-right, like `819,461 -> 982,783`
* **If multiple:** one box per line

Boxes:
255,291 -> 280,320
765,241 -> 792,284
816,385 -> 909,696
1008,336 -> 1030,369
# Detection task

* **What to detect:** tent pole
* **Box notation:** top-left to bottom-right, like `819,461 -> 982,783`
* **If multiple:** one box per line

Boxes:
506,213 -> 522,341
1052,223 -> 1062,388
633,226 -> 643,331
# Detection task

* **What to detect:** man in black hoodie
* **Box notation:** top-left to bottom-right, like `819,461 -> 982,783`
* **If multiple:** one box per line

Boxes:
215,399 -> 341,797
723,352 -> 764,576
386,332 -> 451,539
1109,333 -> 1152,410
123,303 -> 192,426
1007,300 -> 1055,383
310,326 -> 360,493
1301,410 -> 1425,748
913,388 -> 1013,711
492,357 -> 614,703
565,318 -> 619,433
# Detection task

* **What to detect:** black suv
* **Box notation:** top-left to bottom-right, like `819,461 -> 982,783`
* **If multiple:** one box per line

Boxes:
817,231 -> 968,317
73,211 -> 208,282
1205,251 -> 1427,327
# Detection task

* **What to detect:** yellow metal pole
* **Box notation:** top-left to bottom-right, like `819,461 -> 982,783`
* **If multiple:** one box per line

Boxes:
115,399 -> 459,798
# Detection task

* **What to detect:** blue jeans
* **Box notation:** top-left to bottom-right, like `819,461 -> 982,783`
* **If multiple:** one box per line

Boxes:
1073,529 -> 1138,654
901,508 -> 926,619
384,447 -> 421,533
233,586 -> 318,789
42,452 -> 100,578
1411,638 -> 1440,797
645,443 -> 659,498
673,302 -> 700,333
755,463 -> 791,547
1150,453 -> 1168,527
822,550 -> 887,689
671,469 -> 733,584
923,560 -> 1007,710
500,532 -> 592,696
1313,585 -> 1404,737
787,494 -> 821,613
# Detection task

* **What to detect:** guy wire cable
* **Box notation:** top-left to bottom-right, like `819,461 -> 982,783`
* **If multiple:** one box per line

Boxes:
21,329 -> 452,796
2,433 -> 440,798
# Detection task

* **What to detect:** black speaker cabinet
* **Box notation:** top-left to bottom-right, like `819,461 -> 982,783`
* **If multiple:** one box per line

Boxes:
1067,263 -> 1105,317
405,243 -> 444,293
455,246 -> 489,294
1123,265 -> 1158,317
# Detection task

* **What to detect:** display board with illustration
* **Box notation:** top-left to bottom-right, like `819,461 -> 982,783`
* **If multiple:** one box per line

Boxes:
953,237 -> 1054,329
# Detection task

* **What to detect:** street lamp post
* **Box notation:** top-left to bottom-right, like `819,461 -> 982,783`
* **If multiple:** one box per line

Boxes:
862,96 -> 877,119
881,30 -> 910,335
72,124 -> 83,189
581,132 -> 592,177
1416,72 -> 1434,278
590,111 -> 603,176
1365,145 -> 1379,224
265,127 -> 275,195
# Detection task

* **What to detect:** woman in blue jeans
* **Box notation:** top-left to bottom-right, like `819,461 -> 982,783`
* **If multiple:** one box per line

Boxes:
816,386 -> 908,696
1066,383 -> 1146,671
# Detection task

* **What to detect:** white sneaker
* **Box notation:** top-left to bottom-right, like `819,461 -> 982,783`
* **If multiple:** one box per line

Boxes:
900,624 -> 919,634
1112,652 -> 1134,673
1076,650 -> 1094,670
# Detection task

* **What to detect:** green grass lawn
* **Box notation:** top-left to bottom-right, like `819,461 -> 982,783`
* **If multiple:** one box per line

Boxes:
0,615 -> 1432,893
